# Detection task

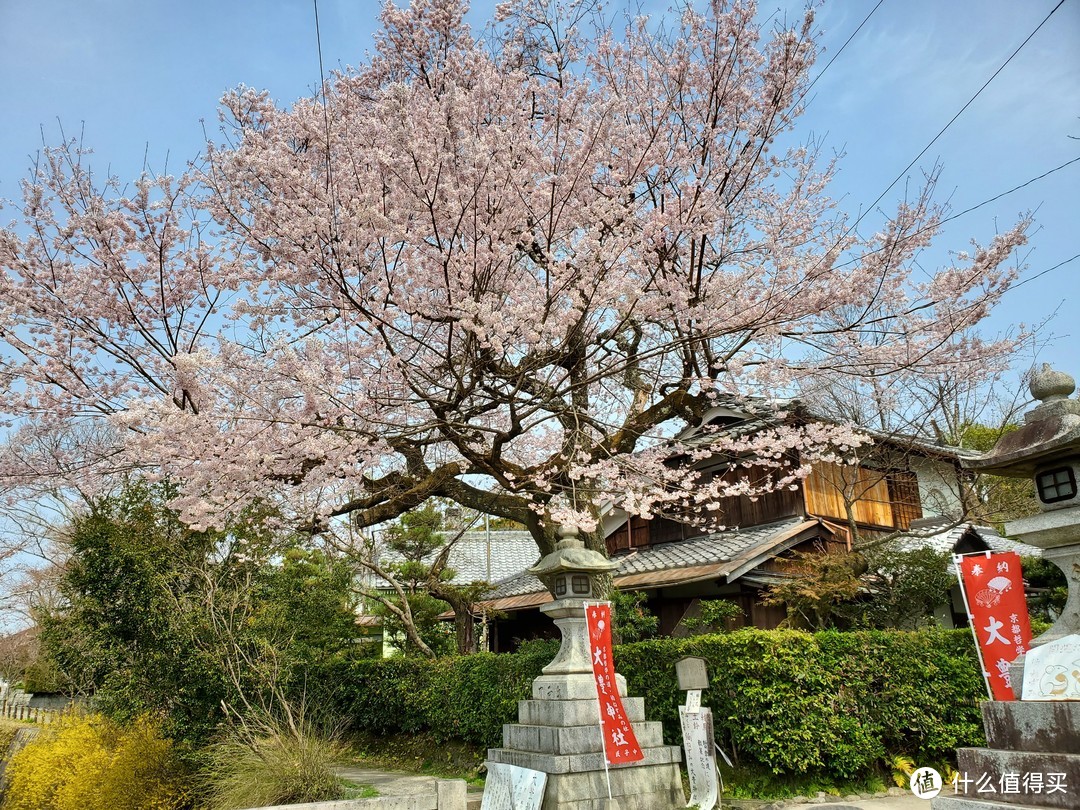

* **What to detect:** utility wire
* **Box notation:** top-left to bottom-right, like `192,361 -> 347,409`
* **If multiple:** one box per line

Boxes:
939,154 -> 1080,227
313,0 -> 337,207
830,154 -> 1080,271
794,0 -> 886,110
849,0 -> 1069,237
1010,253 -> 1080,291
313,0 -> 355,382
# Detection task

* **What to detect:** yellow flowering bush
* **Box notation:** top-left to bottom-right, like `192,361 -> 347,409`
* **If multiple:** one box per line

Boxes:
1,713 -> 190,810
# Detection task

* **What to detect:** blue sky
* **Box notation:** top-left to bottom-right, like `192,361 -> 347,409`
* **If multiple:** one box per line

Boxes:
1,0 -> 1077,381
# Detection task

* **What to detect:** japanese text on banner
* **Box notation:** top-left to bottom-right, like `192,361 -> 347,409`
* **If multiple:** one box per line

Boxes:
957,551 -> 1033,701
585,603 -> 643,764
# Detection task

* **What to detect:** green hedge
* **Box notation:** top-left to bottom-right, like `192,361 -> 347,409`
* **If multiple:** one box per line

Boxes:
325,628 -> 985,780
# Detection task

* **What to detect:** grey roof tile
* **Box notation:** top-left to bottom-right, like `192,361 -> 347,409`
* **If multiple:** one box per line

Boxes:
486,517 -> 807,600
895,523 -> 1044,559
374,530 -> 539,588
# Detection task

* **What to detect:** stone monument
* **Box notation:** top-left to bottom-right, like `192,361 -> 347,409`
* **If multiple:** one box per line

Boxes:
485,526 -> 685,810
932,364 -> 1080,810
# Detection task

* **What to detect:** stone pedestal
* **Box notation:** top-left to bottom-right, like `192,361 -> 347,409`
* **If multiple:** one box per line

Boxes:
486,598 -> 685,810
931,702 -> 1080,810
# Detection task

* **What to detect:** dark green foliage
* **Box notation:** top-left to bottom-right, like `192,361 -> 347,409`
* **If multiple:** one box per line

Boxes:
611,589 -> 659,643
248,547 -> 364,673
372,592 -> 456,658
1022,556 -> 1068,622
374,502 -> 493,656
330,645 -> 552,744
38,482 -> 366,747
763,548 -> 865,628
328,628 -> 985,782
39,482 -> 228,745
681,598 -> 745,634
857,547 -> 954,629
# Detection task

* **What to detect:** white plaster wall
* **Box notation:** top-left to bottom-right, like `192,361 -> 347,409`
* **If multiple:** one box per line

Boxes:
911,456 -> 964,518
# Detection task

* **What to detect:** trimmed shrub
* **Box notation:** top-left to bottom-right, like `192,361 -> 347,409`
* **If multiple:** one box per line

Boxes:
328,628 -> 985,781
1,713 -> 190,810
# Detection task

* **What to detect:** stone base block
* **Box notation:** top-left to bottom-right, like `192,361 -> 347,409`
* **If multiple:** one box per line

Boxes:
982,701 -> 1080,754
503,721 -> 665,755
532,674 -> 627,701
518,697 -> 645,727
486,742 -> 681,775
955,747 -> 1079,809
541,762 -> 685,810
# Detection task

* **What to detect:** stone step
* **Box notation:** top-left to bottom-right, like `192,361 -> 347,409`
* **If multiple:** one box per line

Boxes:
933,795 -> 1060,810
541,762 -> 685,809
955,747 -> 1078,809
982,701 -> 1080,754
486,742 -> 681,775
547,790 -> 686,810
517,697 -> 645,727
503,720 -> 665,755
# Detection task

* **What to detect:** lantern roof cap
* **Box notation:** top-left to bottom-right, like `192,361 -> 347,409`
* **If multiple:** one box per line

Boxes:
965,364 -> 1080,476
528,525 -> 618,577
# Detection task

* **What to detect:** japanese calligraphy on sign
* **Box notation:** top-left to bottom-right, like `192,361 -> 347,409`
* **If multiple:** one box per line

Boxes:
679,706 -> 719,810
1021,634 -> 1080,700
956,551 -> 1033,700
480,762 -> 546,810
585,603 -> 644,764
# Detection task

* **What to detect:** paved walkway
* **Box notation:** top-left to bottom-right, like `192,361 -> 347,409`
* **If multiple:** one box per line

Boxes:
337,766 -> 933,810
812,797 -> 927,810
337,767 -> 483,808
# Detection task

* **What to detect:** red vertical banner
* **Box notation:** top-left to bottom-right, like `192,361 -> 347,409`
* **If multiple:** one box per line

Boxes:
585,603 -> 644,764
957,551 -> 1034,701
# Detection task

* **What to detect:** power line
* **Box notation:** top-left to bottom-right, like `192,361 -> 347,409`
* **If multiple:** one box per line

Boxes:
795,0 -> 887,109
313,0 -> 336,205
830,154 -> 1080,271
849,0 -> 1069,237
1011,253 -> 1080,292
939,155 -> 1080,227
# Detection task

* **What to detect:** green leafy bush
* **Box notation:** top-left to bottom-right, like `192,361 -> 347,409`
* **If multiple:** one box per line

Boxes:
328,628 -> 985,782
1,713 -> 190,810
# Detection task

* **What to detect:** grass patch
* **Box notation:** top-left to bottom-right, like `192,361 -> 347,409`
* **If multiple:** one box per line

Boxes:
339,779 -> 380,798
343,730 -> 486,786
717,762 -> 888,801
201,713 -> 346,810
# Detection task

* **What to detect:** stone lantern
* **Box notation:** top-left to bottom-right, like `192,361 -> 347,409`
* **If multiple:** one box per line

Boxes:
485,525 -> 685,809
966,364 -> 1080,653
528,525 -> 618,676
931,365 -> 1080,810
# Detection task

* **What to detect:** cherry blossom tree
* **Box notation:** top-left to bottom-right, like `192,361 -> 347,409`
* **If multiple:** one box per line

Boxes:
0,0 -> 1029,559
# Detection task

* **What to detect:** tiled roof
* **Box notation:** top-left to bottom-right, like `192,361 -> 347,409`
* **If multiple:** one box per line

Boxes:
374,530 -> 539,587
895,522 -> 1044,559
675,398 -> 976,460
484,517 -> 812,602
613,517 -> 808,575
442,531 -> 541,584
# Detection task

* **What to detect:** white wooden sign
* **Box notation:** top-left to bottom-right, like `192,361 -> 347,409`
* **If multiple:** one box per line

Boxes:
481,762 -> 547,810
685,689 -> 702,714
1021,633 -> 1080,700
679,706 -> 719,810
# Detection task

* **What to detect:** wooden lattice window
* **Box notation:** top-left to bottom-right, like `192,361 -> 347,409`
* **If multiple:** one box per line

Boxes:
887,470 -> 923,530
